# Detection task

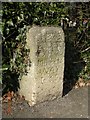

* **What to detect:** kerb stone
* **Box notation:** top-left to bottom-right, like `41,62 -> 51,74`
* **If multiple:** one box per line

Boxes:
19,26 -> 65,106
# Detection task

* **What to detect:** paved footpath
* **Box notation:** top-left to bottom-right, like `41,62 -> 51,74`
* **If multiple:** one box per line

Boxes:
2,86 -> 90,119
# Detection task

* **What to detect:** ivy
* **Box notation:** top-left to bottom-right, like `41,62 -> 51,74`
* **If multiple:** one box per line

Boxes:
2,2 -> 90,94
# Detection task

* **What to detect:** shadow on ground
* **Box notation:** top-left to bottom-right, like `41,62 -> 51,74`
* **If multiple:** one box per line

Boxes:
63,28 -> 85,96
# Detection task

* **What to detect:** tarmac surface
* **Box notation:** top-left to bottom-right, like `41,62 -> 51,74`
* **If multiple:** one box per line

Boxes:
2,86 -> 90,119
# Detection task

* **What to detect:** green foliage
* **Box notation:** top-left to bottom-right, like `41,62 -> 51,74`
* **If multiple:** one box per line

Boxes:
2,3 -> 30,93
2,2 -> 68,93
2,2 -> 90,93
74,3 -> 90,80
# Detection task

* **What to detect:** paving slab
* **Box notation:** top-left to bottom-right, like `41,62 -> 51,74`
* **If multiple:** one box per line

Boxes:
2,86 -> 89,118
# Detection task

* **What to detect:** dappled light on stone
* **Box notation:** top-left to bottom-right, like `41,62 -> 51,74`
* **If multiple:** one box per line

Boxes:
19,26 -> 65,106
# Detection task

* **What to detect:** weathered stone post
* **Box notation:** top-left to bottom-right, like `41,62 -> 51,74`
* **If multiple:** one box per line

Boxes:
19,26 -> 65,106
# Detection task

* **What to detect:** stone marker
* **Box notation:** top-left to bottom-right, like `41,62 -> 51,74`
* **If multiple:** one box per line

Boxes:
19,26 -> 65,106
